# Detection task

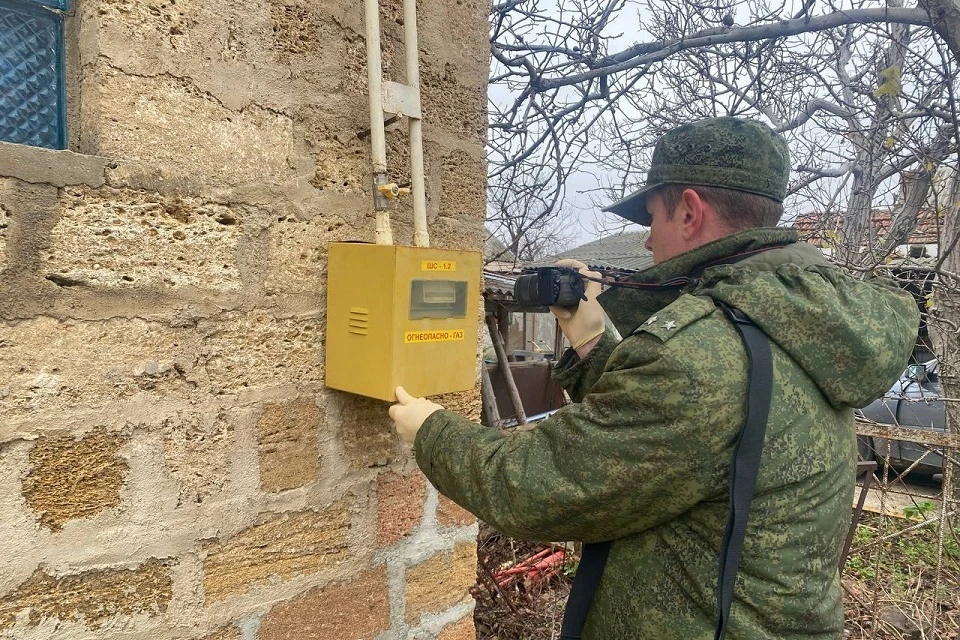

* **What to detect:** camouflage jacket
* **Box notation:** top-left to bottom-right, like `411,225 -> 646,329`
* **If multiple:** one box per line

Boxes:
415,228 -> 919,639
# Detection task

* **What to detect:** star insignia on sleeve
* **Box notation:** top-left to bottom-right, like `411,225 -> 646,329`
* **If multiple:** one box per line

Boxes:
645,315 -> 659,325
661,320 -> 677,331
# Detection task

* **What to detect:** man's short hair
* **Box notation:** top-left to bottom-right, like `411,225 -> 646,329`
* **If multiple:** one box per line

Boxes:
657,184 -> 784,230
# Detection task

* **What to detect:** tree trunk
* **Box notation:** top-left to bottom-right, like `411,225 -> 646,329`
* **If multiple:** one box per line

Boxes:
932,178 -> 960,503
923,0 -> 960,61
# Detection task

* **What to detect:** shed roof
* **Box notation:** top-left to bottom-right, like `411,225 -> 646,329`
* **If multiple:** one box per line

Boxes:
550,231 -> 653,271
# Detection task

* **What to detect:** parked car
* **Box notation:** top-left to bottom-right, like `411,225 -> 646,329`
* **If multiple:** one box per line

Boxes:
856,358 -> 946,478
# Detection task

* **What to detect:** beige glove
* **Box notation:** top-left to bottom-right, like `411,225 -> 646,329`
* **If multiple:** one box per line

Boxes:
389,386 -> 445,444
550,259 -> 605,350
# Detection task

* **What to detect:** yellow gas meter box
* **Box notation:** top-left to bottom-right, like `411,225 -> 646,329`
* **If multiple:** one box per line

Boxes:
325,242 -> 482,401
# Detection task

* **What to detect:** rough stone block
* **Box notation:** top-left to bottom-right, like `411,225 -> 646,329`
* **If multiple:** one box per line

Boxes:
258,567 -> 390,640
0,559 -> 173,631
376,471 -> 425,545
22,428 -> 129,531
328,392 -> 398,470
439,150 -> 487,222
257,397 -> 320,492
98,71 -> 295,193
438,616 -> 477,640
199,311 -> 323,394
202,504 -> 350,603
405,543 -> 476,624
161,409 -> 233,506
433,387 -> 483,423
270,3 -> 323,64
264,214 -> 349,295
437,495 -> 476,529
0,317 -> 197,415
305,127 -> 368,197
0,181 -> 10,271
343,31 -> 399,96
421,62 -> 486,143
43,187 -> 243,291
417,0 -> 488,74
94,1 -> 345,114
201,626 -> 243,640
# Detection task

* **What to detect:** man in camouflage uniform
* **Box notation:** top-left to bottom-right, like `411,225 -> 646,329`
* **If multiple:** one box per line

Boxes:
390,117 -> 920,638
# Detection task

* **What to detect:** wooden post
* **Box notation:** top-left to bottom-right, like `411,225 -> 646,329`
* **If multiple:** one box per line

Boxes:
553,317 -> 564,358
496,307 -> 512,361
486,314 -> 527,425
480,362 -> 501,428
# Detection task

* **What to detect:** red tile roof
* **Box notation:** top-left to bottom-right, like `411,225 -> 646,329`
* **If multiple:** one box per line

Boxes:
793,209 -> 940,247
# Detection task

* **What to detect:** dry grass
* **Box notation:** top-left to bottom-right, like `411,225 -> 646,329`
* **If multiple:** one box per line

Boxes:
473,524 -> 572,640
842,511 -> 960,639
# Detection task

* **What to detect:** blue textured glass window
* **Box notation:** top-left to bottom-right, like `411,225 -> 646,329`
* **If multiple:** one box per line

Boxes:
26,0 -> 69,8
0,0 -> 69,149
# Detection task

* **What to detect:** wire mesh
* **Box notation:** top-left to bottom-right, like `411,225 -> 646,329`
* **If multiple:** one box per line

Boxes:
846,421 -> 960,639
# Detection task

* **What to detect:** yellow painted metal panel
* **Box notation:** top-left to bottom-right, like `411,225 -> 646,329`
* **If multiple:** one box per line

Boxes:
325,243 -> 481,401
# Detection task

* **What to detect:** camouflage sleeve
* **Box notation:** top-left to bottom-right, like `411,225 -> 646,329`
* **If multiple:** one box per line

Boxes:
551,329 -> 620,402
415,332 -> 734,543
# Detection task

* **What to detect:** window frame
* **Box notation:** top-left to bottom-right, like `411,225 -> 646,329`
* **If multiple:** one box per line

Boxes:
0,0 -> 70,149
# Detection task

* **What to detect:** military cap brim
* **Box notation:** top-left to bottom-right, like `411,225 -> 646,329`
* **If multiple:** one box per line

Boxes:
602,184 -> 657,226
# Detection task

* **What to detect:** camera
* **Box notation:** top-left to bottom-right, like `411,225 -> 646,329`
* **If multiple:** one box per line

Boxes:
513,267 -> 587,309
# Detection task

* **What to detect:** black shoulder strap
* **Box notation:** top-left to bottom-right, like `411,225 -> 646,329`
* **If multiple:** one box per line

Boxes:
713,303 -> 773,640
558,540 -> 611,640
558,303 -> 773,640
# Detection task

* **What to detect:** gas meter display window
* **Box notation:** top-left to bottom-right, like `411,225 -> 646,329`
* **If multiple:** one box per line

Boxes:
410,280 -> 468,319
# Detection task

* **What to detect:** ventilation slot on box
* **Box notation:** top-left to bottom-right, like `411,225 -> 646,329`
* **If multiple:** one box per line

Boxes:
348,307 -> 370,335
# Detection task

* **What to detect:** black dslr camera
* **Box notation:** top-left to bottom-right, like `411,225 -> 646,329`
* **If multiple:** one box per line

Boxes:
513,267 -> 588,309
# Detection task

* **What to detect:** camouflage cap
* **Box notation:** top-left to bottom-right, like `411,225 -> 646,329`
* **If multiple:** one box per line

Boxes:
603,117 -> 790,225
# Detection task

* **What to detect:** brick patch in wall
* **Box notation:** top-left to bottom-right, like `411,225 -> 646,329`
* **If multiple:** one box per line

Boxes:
258,567 -> 389,640
202,504 -> 350,603
0,559 -> 173,631
438,616 -> 477,640
437,495 -> 476,528
405,543 -> 476,624
22,427 -> 129,531
376,471 -> 425,545
257,397 -> 320,492
433,387 -> 483,424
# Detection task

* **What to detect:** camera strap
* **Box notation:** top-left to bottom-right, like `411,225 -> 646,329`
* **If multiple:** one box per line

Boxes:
558,302 -> 772,640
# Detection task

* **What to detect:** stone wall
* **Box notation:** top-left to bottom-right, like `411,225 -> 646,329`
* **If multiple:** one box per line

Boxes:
0,0 -> 487,638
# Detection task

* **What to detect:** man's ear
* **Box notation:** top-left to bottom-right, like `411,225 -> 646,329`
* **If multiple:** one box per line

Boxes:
680,188 -> 706,240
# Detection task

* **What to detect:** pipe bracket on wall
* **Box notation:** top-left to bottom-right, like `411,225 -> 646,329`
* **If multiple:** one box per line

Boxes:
382,81 -> 422,120
363,0 -> 429,248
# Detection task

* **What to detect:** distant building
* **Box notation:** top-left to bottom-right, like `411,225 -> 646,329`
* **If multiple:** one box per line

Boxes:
793,209 -> 940,260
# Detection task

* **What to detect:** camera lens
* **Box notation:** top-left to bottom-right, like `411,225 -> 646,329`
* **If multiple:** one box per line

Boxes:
514,273 -> 544,307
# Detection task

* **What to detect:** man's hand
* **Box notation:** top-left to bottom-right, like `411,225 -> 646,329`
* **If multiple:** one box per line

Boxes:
550,259 -> 605,355
389,386 -> 444,444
